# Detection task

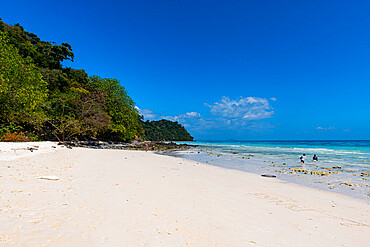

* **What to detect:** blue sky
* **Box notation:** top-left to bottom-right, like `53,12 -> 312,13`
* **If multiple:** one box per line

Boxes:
2,0 -> 370,140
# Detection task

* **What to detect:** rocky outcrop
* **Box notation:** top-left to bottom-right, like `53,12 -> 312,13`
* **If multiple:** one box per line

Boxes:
64,140 -> 195,151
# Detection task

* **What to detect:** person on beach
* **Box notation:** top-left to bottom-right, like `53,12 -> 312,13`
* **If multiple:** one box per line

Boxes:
152,146 -> 155,151
145,145 -> 148,152
300,154 -> 306,164
313,154 -> 318,161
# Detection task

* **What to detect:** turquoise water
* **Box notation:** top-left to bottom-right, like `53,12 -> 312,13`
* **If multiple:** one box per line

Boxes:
169,140 -> 370,199
190,140 -> 370,170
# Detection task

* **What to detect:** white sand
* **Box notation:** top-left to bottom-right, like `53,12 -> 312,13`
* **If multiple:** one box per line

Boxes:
0,141 -> 63,161
0,145 -> 369,246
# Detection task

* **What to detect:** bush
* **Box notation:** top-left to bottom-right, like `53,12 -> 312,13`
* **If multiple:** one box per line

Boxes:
1,131 -> 32,142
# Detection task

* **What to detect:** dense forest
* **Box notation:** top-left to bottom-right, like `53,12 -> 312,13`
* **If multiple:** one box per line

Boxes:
141,120 -> 194,141
0,18 -> 193,142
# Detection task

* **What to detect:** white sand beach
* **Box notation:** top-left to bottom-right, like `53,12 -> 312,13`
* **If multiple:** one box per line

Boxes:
0,144 -> 369,246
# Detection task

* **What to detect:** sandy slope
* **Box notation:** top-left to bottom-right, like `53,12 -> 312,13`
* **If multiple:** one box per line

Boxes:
0,147 -> 369,246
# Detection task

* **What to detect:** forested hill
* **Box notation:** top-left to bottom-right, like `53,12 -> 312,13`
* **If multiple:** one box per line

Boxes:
141,120 -> 194,141
0,19 -> 193,142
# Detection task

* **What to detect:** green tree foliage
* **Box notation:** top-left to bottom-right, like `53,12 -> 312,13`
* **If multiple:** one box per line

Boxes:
39,68 -> 70,94
88,76 -> 143,141
42,87 -> 110,142
0,20 -> 74,69
0,32 -> 47,128
141,120 -> 194,141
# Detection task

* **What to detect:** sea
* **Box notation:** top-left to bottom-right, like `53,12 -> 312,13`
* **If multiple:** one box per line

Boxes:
163,140 -> 370,199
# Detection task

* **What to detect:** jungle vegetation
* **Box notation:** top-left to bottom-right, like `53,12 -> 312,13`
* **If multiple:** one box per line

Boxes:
0,18 -> 193,142
141,120 -> 194,141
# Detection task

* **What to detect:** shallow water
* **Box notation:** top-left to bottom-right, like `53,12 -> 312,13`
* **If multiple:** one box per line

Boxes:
161,140 -> 370,200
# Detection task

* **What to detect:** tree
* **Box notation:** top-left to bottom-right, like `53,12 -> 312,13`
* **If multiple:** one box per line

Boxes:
0,31 -> 48,129
88,76 -> 143,141
0,20 -> 74,69
141,119 -> 194,141
42,88 -> 110,142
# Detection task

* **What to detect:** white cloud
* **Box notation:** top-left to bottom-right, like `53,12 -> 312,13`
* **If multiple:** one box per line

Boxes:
205,96 -> 274,120
316,126 -> 336,131
137,96 -> 276,134
185,112 -> 201,117
163,112 -> 201,122
270,97 -> 277,101
163,115 -> 178,121
136,107 -> 158,120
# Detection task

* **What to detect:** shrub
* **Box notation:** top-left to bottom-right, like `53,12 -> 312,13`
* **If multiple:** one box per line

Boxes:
1,132 -> 32,142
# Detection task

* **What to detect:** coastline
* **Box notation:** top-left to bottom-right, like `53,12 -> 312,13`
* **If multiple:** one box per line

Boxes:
0,143 -> 369,246
167,141 -> 370,200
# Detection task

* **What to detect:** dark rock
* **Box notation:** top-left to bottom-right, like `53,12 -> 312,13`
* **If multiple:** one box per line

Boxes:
62,140 -> 196,151
261,174 -> 276,178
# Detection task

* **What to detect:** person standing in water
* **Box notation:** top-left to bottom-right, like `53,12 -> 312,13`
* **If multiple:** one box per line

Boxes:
300,154 -> 306,164
313,154 -> 318,161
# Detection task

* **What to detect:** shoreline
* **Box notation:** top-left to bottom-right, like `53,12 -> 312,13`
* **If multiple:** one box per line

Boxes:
1,144 -> 369,246
164,144 -> 370,200
161,149 -> 369,203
